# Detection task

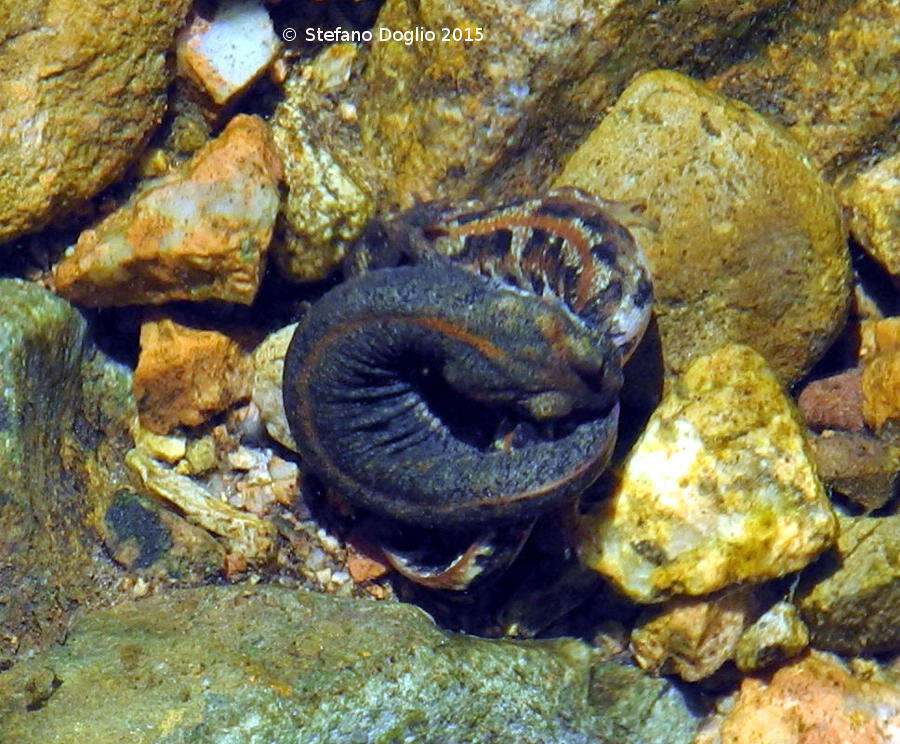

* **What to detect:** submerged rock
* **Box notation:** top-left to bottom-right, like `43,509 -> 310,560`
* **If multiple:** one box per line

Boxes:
800,514 -> 900,654
0,280 -> 135,667
52,115 -> 282,306
840,151 -> 899,282
734,601 -> 810,673
251,322 -> 298,451
809,430 -> 899,512
0,585 -> 700,744
555,70 -> 850,384
695,651 -> 900,744
176,0 -> 280,106
271,0 -> 788,281
133,317 -> 253,434
708,0 -> 900,182
630,589 -> 756,682
577,345 -> 836,603
0,0 -> 192,243
797,369 -> 865,433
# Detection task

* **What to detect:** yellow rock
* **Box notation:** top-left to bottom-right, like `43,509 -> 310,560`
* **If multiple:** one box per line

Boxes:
840,152 -> 899,280
577,344 -> 836,602
555,70 -> 850,384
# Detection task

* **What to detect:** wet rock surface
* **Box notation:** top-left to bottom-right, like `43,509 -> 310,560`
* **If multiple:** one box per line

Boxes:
0,280 -> 135,667
271,0 -> 790,281
695,651 -> 900,744
799,514 -> 900,655
577,345 -> 836,602
0,585 -> 700,744
0,0 -> 192,243
133,318 -> 253,434
840,151 -> 899,281
630,590 -> 755,682
51,115 -> 282,306
555,70 -> 850,384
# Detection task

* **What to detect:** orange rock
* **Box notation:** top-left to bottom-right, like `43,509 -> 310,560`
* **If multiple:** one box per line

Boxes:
862,351 -> 900,431
345,527 -> 392,583
861,317 -> 900,360
704,652 -> 900,744
52,115 -> 282,306
134,318 -> 252,434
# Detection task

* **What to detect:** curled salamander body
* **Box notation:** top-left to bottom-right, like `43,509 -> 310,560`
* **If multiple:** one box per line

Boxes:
283,189 -> 653,530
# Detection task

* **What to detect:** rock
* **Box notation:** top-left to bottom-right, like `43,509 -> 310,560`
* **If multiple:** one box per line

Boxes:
0,0 -> 192,243
861,317 -> 900,360
862,351 -> 900,432
800,513 -> 900,654
0,585 -> 701,744
554,70 -> 850,384
176,0 -> 280,106
270,44 -> 375,281
51,115 -> 282,306
126,448 -> 276,565
797,368 -> 865,432
577,345 -> 837,603
103,489 -> 225,576
133,318 -> 253,434
695,651 -> 900,744
708,0 -> 900,181
0,280 -> 136,666
841,152 -> 899,281
630,589 -> 756,682
734,601 -> 809,672
251,322 -> 298,450
271,0 -> 789,281
809,430 -> 899,512
133,423 -> 187,464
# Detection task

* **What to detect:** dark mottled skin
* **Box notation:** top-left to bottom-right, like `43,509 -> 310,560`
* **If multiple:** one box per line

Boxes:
283,190 -> 651,529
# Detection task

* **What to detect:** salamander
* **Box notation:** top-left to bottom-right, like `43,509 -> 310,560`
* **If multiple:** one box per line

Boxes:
282,188 -> 653,531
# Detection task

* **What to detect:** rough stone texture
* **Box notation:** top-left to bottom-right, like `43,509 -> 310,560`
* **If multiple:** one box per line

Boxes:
800,514 -> 900,655
0,280 -> 136,667
251,322 -> 298,451
810,430 -> 900,512
0,586 -> 700,744
51,115 -> 282,306
797,369 -> 865,432
554,70 -> 850,384
577,345 -> 837,603
708,0 -> 900,182
840,151 -> 899,281
176,0 -> 280,106
695,652 -> 900,744
861,317 -> 900,360
133,318 -> 253,434
0,0 -> 192,244
126,448 -> 276,565
271,0 -> 787,281
734,601 -> 809,672
862,351 -> 900,432
630,590 -> 755,682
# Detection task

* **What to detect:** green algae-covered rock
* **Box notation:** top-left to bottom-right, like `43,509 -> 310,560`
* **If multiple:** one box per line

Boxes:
0,280 -> 220,669
0,585 -> 700,744
0,280 -> 135,666
800,514 -> 900,655
577,345 -> 837,603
